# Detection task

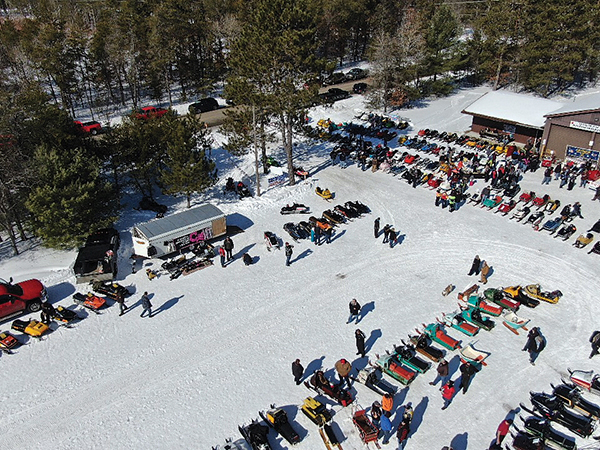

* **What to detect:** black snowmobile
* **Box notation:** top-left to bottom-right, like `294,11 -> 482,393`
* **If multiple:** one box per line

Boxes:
510,431 -> 544,450
283,223 -> 302,242
322,209 -> 346,225
238,420 -> 272,450
351,365 -> 397,396
280,203 -> 310,215
91,280 -> 131,300
552,383 -> 600,420
522,391 -> 595,437
305,372 -> 354,406
346,200 -> 370,214
519,416 -> 576,450
334,204 -> 359,219
52,306 -> 82,327
259,406 -> 301,445
390,344 -> 431,373
554,224 -> 577,241
236,182 -> 252,199
407,334 -> 445,362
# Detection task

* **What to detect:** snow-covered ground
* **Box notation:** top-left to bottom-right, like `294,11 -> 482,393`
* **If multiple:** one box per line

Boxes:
3,85 -> 600,450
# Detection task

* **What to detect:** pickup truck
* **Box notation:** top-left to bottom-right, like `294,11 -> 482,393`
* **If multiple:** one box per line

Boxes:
133,106 -> 169,120
74,120 -> 102,135
74,228 -> 120,284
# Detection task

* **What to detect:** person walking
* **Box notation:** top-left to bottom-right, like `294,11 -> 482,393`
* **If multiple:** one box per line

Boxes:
382,224 -> 391,243
292,359 -> 304,385
480,260 -> 490,284
355,328 -> 366,357
522,327 -> 544,365
284,242 -> 294,266
467,255 -> 481,276
223,236 -> 234,262
381,393 -> 394,418
458,361 -> 476,394
441,380 -> 456,410
590,331 -> 600,359
429,358 -> 449,388
379,413 -> 394,445
374,217 -> 381,238
491,418 -> 513,449
115,293 -> 128,316
40,301 -> 56,324
542,166 -> 552,185
140,292 -> 153,318
218,246 -> 226,268
334,358 -> 352,388
347,298 -> 362,324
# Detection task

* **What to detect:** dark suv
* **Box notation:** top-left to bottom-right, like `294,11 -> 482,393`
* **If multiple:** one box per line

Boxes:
0,277 -> 47,321
189,98 -> 219,114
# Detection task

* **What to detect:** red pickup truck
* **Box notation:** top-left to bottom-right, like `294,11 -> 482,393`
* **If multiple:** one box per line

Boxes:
133,106 -> 169,120
74,120 -> 102,135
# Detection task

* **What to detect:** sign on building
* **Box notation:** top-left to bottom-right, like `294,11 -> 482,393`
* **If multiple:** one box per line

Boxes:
566,145 -> 600,162
569,121 -> 600,133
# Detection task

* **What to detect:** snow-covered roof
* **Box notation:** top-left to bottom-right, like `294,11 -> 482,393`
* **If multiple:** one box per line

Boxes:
461,90 -> 564,129
135,204 -> 225,240
545,92 -> 600,117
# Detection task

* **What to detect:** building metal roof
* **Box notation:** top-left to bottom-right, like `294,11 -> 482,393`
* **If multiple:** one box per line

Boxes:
136,204 -> 225,240
545,93 -> 600,117
461,90 -> 564,129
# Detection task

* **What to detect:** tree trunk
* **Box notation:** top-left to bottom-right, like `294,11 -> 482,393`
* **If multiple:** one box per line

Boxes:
493,53 -> 503,90
5,223 -> 18,256
283,115 -> 295,186
187,193 -> 191,208
260,121 -> 269,174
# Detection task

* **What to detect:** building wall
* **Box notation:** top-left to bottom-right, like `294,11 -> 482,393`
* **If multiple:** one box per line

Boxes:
470,116 -> 542,144
541,111 -> 600,165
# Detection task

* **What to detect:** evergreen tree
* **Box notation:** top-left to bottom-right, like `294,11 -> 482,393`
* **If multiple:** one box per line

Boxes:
423,4 -> 460,84
26,145 -> 118,248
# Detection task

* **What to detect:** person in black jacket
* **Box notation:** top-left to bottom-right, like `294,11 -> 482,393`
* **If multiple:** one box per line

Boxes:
374,217 -> 380,238
467,255 -> 481,276
40,301 -> 56,324
347,298 -> 362,324
223,236 -> 234,261
355,329 -> 366,357
292,359 -> 304,385
458,361 -> 476,394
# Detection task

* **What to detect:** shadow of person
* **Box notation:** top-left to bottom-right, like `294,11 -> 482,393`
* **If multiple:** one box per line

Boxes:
357,301 -> 375,323
450,431 -> 469,450
395,234 -> 406,245
365,329 -> 382,353
304,356 -> 325,381
293,248 -> 313,263
331,230 -> 346,243
151,295 -> 184,317
447,354 -> 461,378
408,396 -> 429,436
234,243 -> 256,260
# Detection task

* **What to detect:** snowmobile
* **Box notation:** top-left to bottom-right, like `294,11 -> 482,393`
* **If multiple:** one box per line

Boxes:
438,311 -> 480,337
523,284 -> 562,304
532,194 -> 550,209
554,224 -> 577,241
510,431 -> 544,450
225,177 -> 236,193
569,369 -> 600,396
346,200 -> 370,214
459,305 -> 495,331
374,353 -> 417,385
457,283 -> 479,301
161,255 -> 188,280
293,167 -> 309,180
419,322 -> 461,351
301,397 -> 332,426
342,202 -> 362,217
280,203 -> 309,215
236,182 -> 252,199
297,221 -> 313,236
526,211 -> 545,229
551,383 -> 600,420
511,206 -> 531,222
389,343 -> 431,373
264,232 -> 280,251
523,392 -> 595,437
588,241 -> 600,255
544,199 -> 561,213
519,416 -> 576,450
334,204 -> 358,219
238,420 -> 272,450
0,331 -> 21,353
502,286 -> 540,308
407,334 -> 445,362
518,191 -> 536,204
573,233 -> 594,248
91,280 -> 130,300
322,209 -> 345,225
502,310 -> 530,335
483,288 -> 520,311
351,365 -> 397,395
315,186 -> 333,201
11,319 -> 50,338
305,372 -> 354,406
73,292 -> 107,313
283,223 -> 302,242
482,195 -> 503,209
540,216 -> 563,234
259,406 -> 301,445
180,258 -> 213,276
309,216 -> 333,231
458,342 -> 490,370
461,294 -> 503,316
495,199 -> 517,215
52,306 -> 82,326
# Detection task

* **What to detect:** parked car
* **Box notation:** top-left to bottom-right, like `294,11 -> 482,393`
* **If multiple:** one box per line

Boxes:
74,227 -> 120,284
85,228 -> 121,249
319,88 -> 350,103
74,120 -> 102,135
353,82 -> 368,94
188,98 -> 219,114
133,106 -> 169,120
0,277 -> 47,321
322,72 -> 347,86
346,68 -> 368,80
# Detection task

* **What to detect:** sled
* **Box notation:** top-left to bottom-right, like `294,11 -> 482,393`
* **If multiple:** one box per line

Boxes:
457,284 -> 479,301
280,203 -> 309,215
181,258 -> 213,275
389,344 -> 431,373
259,406 -> 301,445
420,323 -> 461,350
463,294 -> 503,316
11,319 -> 50,338
352,409 -> 379,444
238,421 -> 272,450
301,397 -> 332,426
482,195 -> 503,209
459,305 -> 495,331
264,231 -> 280,251
442,284 -> 454,296
523,284 -> 562,304
552,383 -> 600,420
352,366 -> 397,395
483,288 -> 520,311
407,334 -> 445,362
73,292 -> 107,312
569,369 -> 600,397
0,331 -> 20,353
459,341 -> 490,369
315,186 -> 333,201
439,312 -> 480,337
502,310 -> 530,335
374,354 -> 417,385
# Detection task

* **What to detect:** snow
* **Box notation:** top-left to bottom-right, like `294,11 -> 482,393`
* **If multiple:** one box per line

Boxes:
2,86 -> 600,450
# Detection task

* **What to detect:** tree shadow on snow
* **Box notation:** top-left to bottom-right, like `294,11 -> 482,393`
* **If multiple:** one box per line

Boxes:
304,356 -> 325,381
451,432 -> 469,450
365,329 -> 382,353
408,396 -> 429,436
151,295 -> 184,317
358,301 -> 375,322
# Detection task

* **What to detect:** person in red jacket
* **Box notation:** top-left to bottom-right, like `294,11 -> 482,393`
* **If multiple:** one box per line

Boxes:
493,418 -> 513,448
441,380 -> 456,410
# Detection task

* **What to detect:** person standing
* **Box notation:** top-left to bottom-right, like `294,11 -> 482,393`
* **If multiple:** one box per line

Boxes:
334,358 -> 352,388
480,261 -> 490,284
388,228 -> 397,248
402,402 -> 413,423
218,246 -> 226,268
374,217 -> 381,238
381,393 -> 394,418
285,242 -> 294,266
542,166 -> 552,185
491,418 -> 513,449
324,227 -> 332,244
396,419 -> 411,449
40,301 -> 56,324
458,361 -> 476,394
140,292 -> 153,318
223,236 -> 234,262
430,358 -> 449,388
292,359 -> 304,385
314,226 -> 321,245
355,328 -> 366,357
522,327 -> 544,365
371,401 -> 382,427
441,380 -> 456,410
468,255 -> 481,276
347,298 -> 362,324
379,413 -> 394,445
590,331 -> 600,359
382,224 -> 391,243
115,293 -> 128,316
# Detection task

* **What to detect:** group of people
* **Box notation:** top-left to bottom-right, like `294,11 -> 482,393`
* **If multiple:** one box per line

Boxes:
541,160 -> 596,190
374,217 -> 398,248
467,255 -> 491,284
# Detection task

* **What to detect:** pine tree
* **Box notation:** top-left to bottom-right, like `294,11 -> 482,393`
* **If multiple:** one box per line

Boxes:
423,4 -> 460,84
